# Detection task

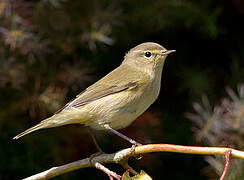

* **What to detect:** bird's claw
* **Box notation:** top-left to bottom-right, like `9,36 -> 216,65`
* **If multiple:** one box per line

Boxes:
129,143 -> 142,160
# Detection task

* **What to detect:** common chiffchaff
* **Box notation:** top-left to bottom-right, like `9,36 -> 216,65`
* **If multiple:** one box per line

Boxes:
14,42 -> 175,144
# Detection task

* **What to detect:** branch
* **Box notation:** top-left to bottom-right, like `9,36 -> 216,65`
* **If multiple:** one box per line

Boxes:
24,144 -> 244,180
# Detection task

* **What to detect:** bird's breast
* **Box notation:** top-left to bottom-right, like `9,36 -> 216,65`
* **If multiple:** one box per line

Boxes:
84,73 -> 162,130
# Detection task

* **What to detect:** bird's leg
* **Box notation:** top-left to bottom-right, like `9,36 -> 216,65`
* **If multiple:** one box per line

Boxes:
87,127 -> 106,165
104,124 -> 142,146
104,124 -> 142,158
87,127 -> 103,153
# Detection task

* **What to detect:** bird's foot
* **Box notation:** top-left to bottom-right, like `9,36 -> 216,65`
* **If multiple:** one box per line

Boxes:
130,142 -> 142,160
89,151 -> 105,164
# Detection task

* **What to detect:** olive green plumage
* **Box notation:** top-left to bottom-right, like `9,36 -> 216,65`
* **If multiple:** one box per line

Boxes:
13,42 -> 175,140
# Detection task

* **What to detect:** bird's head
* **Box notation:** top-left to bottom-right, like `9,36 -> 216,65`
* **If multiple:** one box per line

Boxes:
123,42 -> 175,74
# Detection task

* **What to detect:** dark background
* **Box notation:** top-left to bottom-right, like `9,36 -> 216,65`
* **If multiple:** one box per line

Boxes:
0,0 -> 244,179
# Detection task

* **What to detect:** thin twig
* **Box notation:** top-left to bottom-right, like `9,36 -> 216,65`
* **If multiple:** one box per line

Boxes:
120,161 -> 138,175
93,162 -> 121,180
220,150 -> 232,180
23,144 -> 244,180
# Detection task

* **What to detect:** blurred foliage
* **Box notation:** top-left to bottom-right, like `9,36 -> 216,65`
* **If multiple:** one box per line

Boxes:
187,84 -> 244,179
0,0 -> 243,179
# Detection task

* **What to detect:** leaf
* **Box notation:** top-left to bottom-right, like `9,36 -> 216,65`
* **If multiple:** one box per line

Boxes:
122,170 -> 153,180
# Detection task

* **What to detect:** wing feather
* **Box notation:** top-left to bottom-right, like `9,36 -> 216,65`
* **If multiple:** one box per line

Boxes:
55,65 -> 142,114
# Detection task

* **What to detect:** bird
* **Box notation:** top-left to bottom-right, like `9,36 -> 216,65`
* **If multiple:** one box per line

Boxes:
13,42 -> 175,145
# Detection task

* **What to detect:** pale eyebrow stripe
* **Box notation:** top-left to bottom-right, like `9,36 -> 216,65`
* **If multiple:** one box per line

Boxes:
133,50 -> 142,53
133,49 -> 162,54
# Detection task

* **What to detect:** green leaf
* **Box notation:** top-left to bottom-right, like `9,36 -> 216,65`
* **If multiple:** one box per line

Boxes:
122,170 -> 152,180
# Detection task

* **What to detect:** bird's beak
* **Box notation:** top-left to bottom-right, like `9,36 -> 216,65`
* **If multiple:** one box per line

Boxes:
161,50 -> 176,55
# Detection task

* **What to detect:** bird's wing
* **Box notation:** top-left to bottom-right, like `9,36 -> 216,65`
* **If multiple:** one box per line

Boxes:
55,65 -> 142,114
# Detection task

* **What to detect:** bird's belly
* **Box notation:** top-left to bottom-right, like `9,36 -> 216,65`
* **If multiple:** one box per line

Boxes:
83,89 -> 157,130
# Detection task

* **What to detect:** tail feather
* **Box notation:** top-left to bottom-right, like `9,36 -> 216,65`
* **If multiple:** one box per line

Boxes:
13,109 -> 84,140
13,121 -> 48,140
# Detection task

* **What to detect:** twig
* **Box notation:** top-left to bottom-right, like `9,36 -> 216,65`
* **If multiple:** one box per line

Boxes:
120,161 -> 138,175
93,162 -> 121,180
23,144 -> 244,180
220,150 -> 232,180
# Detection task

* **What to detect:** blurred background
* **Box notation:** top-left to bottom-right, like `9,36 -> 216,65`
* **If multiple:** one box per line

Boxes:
0,0 -> 244,179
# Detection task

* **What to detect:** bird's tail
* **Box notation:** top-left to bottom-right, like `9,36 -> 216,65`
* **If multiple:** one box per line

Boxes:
13,117 -> 53,140
13,109 -> 86,140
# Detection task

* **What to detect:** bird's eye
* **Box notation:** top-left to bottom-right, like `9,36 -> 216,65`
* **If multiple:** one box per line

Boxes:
144,51 -> 152,58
